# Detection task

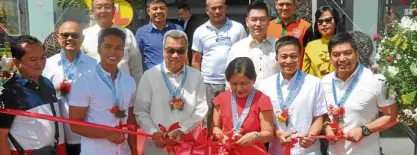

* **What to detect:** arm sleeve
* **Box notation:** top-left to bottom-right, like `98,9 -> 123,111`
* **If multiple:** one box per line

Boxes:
191,30 -> 203,52
303,26 -> 314,47
133,73 -> 159,134
376,75 -> 396,107
302,43 -> 312,73
68,76 -> 90,107
258,93 -> 273,111
0,89 -> 16,129
127,30 -> 144,86
239,25 -> 247,40
313,80 -> 328,116
180,75 -> 208,133
135,29 -> 144,54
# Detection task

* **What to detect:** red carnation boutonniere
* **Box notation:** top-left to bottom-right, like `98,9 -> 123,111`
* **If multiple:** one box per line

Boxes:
170,98 -> 184,111
110,105 -> 119,114
57,79 -> 71,96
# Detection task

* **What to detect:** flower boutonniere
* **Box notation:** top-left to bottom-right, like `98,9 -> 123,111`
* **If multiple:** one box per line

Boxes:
110,105 -> 127,118
57,79 -> 71,96
170,98 -> 184,111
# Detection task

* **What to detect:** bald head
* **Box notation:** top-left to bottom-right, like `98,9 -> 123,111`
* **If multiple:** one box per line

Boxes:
57,21 -> 83,53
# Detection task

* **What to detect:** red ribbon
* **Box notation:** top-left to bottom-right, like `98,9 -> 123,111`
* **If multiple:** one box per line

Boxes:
284,133 -> 345,155
0,108 -> 269,155
284,138 -> 298,155
0,108 -> 155,138
158,122 -> 183,154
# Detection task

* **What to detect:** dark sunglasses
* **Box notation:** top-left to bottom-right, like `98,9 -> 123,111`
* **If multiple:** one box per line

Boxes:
165,48 -> 186,55
317,17 -> 333,25
58,33 -> 81,39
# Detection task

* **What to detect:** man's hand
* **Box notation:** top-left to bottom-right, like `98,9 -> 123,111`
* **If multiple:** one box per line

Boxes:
153,132 -> 166,148
106,131 -> 125,144
166,130 -> 184,146
235,132 -> 257,147
324,126 -> 339,144
279,131 -> 297,146
346,127 -> 363,143
299,133 -> 315,148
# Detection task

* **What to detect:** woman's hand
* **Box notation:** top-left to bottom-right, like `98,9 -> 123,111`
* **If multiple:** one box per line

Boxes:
279,131 -> 297,146
235,132 -> 259,147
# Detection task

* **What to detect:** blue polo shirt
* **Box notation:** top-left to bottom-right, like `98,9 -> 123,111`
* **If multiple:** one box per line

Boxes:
136,21 -> 183,71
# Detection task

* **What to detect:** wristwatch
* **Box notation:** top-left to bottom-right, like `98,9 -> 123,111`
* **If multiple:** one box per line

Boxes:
360,125 -> 371,137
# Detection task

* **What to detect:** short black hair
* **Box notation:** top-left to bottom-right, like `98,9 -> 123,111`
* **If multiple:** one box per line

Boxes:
11,35 -> 42,60
147,0 -> 167,7
313,6 -> 345,40
98,28 -> 126,47
328,32 -> 357,54
275,36 -> 301,54
247,1 -> 269,17
225,57 -> 257,82
177,3 -> 190,11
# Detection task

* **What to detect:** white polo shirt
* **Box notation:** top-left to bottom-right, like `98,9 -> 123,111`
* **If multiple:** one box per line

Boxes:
69,65 -> 136,155
82,24 -> 143,85
43,51 -> 98,144
192,18 -> 247,84
321,67 -> 395,155
134,64 -> 208,155
260,71 -> 327,155
227,35 -> 279,89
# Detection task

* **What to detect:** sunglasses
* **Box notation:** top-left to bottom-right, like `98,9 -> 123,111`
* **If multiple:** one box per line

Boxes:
317,17 -> 333,25
165,48 -> 186,55
58,33 -> 81,39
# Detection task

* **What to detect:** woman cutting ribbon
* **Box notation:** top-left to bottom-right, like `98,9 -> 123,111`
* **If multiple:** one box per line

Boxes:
260,36 -> 327,155
212,57 -> 274,154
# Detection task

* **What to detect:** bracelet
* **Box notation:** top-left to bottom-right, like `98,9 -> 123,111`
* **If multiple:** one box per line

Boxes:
251,132 -> 260,142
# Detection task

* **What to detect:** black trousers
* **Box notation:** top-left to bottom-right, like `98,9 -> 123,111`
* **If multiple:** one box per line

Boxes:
66,143 -> 80,155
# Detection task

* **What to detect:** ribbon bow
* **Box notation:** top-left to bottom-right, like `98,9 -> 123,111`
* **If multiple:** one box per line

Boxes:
115,120 -> 137,131
158,122 -> 183,154
284,138 -> 298,155
219,131 -> 268,155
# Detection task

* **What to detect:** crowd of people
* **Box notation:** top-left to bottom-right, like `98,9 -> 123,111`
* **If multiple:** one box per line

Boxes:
0,0 -> 398,155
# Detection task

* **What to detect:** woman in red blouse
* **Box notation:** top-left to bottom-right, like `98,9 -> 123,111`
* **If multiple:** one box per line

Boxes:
212,57 -> 274,154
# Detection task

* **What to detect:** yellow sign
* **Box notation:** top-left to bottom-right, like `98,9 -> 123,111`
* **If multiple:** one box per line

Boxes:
85,0 -> 133,27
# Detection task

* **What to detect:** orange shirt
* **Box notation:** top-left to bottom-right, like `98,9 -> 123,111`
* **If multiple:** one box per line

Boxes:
267,14 -> 313,68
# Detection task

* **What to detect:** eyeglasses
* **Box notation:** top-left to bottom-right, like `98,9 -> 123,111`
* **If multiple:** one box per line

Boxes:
317,17 -> 333,25
165,48 -> 186,55
58,33 -> 81,39
93,4 -> 113,11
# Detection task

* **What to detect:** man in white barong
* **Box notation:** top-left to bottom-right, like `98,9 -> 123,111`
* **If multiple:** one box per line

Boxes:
322,33 -> 398,155
260,36 -> 327,155
68,28 -> 137,155
135,30 -> 208,155
227,1 -> 278,89
43,21 -> 97,155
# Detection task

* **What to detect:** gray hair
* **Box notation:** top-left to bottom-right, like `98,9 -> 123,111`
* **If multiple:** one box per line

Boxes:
206,0 -> 226,7
162,30 -> 189,50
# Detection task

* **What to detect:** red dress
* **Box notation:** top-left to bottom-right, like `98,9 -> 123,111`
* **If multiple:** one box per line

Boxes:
212,90 -> 273,155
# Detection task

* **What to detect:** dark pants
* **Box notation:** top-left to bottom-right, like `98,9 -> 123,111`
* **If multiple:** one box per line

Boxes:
66,143 -> 80,155
320,139 -> 329,155
204,83 -> 225,134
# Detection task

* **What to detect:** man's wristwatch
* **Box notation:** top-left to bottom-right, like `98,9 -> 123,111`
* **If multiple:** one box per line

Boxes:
360,125 -> 371,137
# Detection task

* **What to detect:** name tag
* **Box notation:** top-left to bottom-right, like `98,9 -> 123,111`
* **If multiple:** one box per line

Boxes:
216,36 -> 231,43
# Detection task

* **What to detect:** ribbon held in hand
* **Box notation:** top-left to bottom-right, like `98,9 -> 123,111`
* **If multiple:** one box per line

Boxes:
158,122 -> 182,154
115,120 -> 137,131
284,138 -> 298,155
